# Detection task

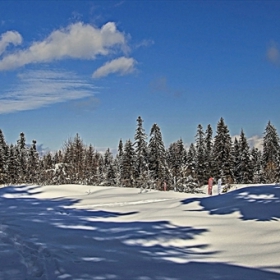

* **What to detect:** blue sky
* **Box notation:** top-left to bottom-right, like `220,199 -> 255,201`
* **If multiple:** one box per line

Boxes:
0,0 -> 279,153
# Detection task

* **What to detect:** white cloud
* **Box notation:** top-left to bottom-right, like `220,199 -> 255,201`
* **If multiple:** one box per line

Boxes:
0,22 -> 127,70
0,31 -> 22,55
0,69 -> 98,114
266,41 -> 280,65
248,135 -> 263,151
92,56 -> 136,78
232,134 -> 263,150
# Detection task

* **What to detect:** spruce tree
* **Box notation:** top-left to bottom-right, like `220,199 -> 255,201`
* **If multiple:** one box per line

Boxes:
204,124 -> 213,179
134,116 -> 149,186
16,132 -> 28,183
195,124 -> 206,185
238,130 -> 252,183
7,144 -> 19,184
148,123 -> 169,187
0,129 -> 7,184
121,139 -> 136,187
232,137 -> 240,182
212,118 -> 233,183
262,121 -> 280,182
167,139 -> 187,182
251,147 -> 262,183
27,140 -> 40,184
186,143 -> 196,177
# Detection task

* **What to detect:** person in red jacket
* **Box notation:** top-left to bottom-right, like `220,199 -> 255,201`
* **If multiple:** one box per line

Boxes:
208,177 -> 214,195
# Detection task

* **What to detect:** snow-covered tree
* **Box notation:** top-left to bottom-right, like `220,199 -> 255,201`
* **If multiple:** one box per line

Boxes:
27,140 -> 40,183
16,132 -> 28,183
262,121 -> 280,182
148,123 -> 169,187
0,129 -> 7,184
251,147 -> 263,183
204,124 -> 214,178
237,130 -> 252,183
121,139 -> 136,187
232,137 -> 240,182
7,144 -> 19,184
167,139 -> 187,182
195,124 -> 206,185
186,143 -> 196,177
212,118 -> 233,183
134,116 -> 149,186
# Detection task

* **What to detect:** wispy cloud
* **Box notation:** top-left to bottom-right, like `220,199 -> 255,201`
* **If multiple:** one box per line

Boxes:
0,30 -> 22,55
266,41 -> 280,65
0,22 -> 127,71
150,76 -> 183,97
0,69 -> 98,114
92,56 -> 136,78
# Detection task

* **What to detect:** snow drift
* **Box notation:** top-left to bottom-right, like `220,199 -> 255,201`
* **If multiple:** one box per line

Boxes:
0,183 -> 279,280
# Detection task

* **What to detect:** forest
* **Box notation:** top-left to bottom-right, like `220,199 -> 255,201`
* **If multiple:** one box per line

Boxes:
0,117 -> 279,191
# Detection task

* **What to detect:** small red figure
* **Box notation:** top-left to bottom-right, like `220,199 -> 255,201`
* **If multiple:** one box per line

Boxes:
208,177 -> 214,195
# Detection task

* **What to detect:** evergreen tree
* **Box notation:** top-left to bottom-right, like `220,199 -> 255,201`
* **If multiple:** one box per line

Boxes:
251,147 -> 263,183
84,144 -> 96,185
16,132 -> 28,183
121,139 -> 136,187
186,143 -> 196,177
118,139 -> 124,157
232,137 -> 240,182
212,118 -> 233,183
0,129 -> 7,184
167,139 -> 187,183
134,116 -> 149,185
195,124 -> 206,185
27,140 -> 40,184
238,130 -> 252,183
204,124 -> 214,178
262,121 -> 280,182
148,124 -> 169,186
7,144 -> 19,184
104,148 -> 115,185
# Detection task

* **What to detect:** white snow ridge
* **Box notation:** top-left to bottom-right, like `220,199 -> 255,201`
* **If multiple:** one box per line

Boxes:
0,183 -> 280,280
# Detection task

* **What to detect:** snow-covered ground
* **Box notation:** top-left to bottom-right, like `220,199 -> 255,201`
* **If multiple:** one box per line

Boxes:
0,183 -> 279,280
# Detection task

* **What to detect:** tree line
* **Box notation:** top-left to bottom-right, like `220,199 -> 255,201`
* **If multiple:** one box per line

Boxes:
0,117 -> 279,190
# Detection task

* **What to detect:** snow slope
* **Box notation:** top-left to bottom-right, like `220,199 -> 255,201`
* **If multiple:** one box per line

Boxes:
0,183 -> 279,280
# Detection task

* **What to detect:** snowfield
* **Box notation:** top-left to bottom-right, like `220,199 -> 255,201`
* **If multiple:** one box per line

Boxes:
0,183 -> 279,280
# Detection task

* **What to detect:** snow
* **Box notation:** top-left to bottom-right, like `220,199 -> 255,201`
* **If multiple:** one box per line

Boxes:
0,183 -> 279,280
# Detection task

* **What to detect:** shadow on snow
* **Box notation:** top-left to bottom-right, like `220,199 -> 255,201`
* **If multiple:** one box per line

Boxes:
181,184 -> 280,221
0,185 -> 279,280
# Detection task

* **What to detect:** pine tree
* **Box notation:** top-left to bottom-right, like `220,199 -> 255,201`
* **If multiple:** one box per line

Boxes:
262,121 -> 280,182
118,139 -> 124,158
7,144 -> 19,184
232,137 -> 240,182
121,139 -> 136,187
27,140 -> 40,184
0,129 -> 7,184
186,143 -> 196,177
134,116 -> 149,186
195,124 -> 206,185
84,144 -> 96,185
16,132 -> 28,183
148,123 -> 169,187
104,148 -> 115,185
167,139 -> 187,182
41,152 -> 54,185
204,124 -> 214,179
251,147 -> 262,183
212,118 -> 233,183
238,130 -> 252,183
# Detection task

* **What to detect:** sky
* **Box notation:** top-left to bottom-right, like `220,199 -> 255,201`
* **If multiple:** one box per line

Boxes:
0,0 -> 280,153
